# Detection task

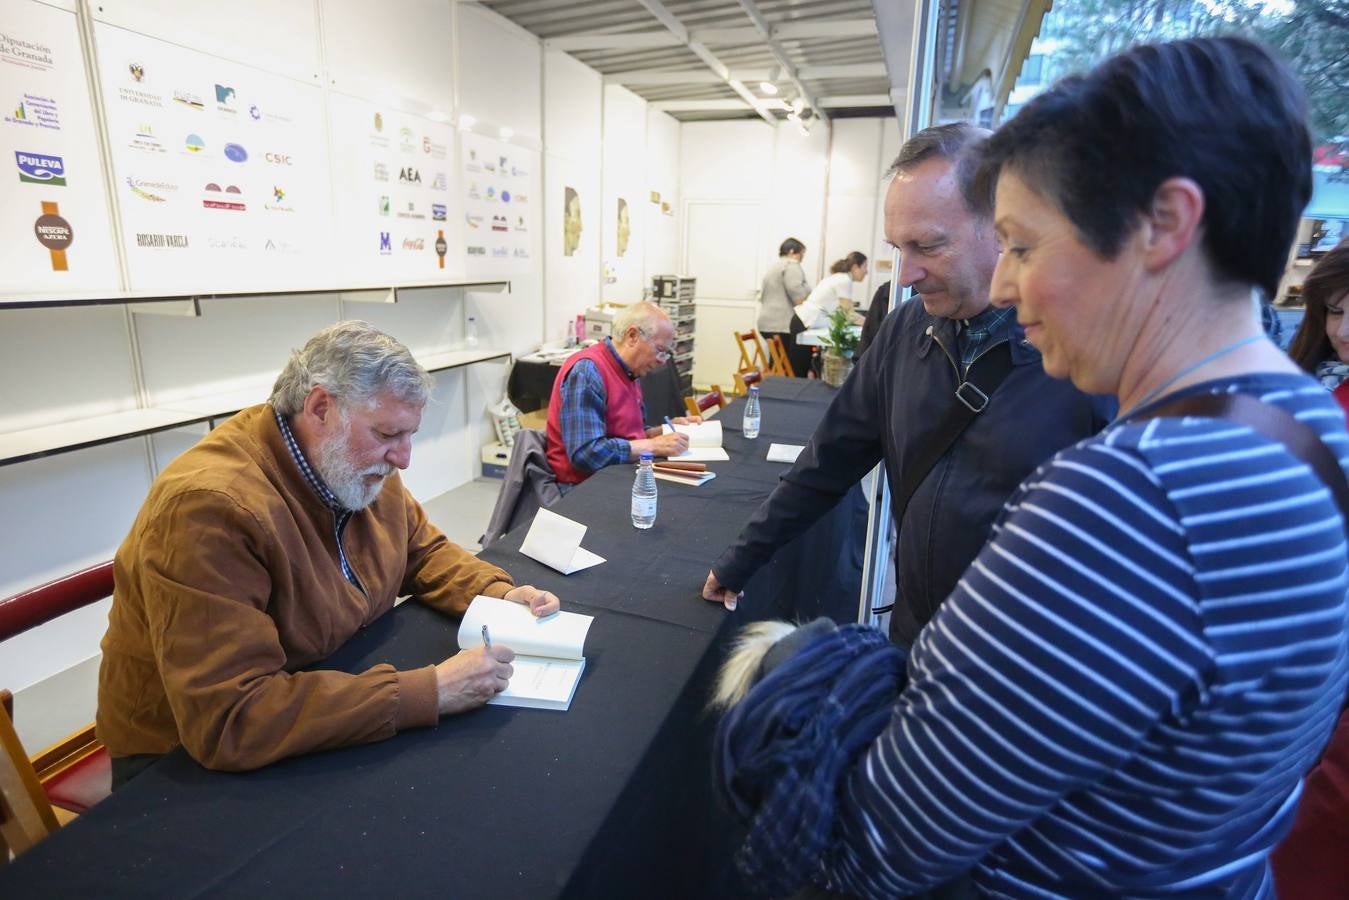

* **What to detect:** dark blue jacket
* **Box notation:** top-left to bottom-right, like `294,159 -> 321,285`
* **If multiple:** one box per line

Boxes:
713,298 -> 1114,646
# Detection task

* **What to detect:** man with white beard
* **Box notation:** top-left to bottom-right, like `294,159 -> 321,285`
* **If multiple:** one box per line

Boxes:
97,321 -> 559,786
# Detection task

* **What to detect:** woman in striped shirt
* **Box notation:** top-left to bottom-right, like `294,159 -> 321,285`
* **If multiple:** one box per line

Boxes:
723,37 -> 1349,899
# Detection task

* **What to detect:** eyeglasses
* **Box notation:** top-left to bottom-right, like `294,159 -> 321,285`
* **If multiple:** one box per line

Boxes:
648,338 -> 673,361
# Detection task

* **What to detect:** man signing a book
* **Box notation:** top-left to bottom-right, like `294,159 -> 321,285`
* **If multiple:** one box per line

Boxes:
97,321 -> 560,787
545,301 -> 699,488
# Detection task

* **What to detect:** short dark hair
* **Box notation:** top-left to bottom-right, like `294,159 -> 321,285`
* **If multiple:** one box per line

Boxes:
973,36 -> 1311,303
1288,240 -> 1349,371
779,238 -> 805,257
885,122 -> 991,216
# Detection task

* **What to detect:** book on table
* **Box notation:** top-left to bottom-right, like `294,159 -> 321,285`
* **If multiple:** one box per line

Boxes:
661,420 -> 730,462
457,594 -> 594,711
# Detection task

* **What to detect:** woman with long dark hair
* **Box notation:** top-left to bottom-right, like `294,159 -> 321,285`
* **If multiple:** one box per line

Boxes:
1286,240 -> 1349,413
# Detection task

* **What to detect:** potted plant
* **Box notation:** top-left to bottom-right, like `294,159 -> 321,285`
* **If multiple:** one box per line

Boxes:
818,305 -> 859,386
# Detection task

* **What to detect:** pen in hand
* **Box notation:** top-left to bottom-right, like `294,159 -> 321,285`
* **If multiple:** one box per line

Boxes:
663,415 -> 675,431
481,624 -> 492,650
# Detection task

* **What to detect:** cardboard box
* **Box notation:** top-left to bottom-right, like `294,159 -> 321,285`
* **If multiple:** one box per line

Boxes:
481,442 -> 510,479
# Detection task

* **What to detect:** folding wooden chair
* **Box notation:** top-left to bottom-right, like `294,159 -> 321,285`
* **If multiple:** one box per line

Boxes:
733,330 -> 770,375
766,335 -> 796,377
684,385 -> 728,417
0,561 -> 115,861
733,368 -> 763,395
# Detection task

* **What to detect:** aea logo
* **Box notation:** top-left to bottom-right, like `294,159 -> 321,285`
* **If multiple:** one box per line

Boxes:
15,151 -> 65,185
223,143 -> 248,162
398,167 -> 421,184
379,231 -> 392,255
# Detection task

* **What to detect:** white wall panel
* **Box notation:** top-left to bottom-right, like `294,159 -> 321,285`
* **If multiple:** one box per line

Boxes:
680,121 -> 774,200
321,0 -> 454,116
825,119 -> 887,304
457,4 -> 541,142
601,85 -> 647,304
768,124 -> 830,285
91,0 -> 321,85
643,109 -> 680,278
0,306 -> 138,433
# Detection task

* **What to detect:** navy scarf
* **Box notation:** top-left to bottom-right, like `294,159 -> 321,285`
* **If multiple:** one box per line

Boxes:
714,624 -> 907,897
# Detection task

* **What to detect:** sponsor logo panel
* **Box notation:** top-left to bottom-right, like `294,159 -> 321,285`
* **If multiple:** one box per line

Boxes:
15,151 -> 64,185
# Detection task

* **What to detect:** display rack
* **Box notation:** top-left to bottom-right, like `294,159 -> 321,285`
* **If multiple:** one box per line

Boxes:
652,274 -> 696,395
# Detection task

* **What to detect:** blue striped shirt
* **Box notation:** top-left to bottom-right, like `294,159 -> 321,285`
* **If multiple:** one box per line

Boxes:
824,373 -> 1349,898
558,339 -> 646,473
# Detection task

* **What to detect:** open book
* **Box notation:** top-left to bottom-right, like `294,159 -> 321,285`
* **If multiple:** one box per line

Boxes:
661,421 -> 730,462
457,595 -> 594,711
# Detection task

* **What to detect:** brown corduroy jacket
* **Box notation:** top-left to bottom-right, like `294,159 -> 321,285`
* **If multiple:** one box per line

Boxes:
96,404 -> 513,771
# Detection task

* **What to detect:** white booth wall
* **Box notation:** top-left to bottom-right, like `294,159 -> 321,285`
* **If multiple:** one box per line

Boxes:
679,116 -> 900,389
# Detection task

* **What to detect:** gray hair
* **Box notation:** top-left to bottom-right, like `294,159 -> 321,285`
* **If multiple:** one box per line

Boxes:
269,321 -> 434,415
611,301 -> 670,342
884,122 -> 992,217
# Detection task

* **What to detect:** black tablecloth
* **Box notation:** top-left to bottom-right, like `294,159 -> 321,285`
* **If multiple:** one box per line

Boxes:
0,380 -> 865,899
508,355 -> 685,427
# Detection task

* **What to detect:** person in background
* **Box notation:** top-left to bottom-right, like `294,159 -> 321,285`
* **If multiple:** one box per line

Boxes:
758,237 -> 811,376
788,251 -> 868,376
1269,237 -> 1349,900
1286,239 -> 1349,414
546,301 -> 697,488
703,123 -> 1110,649
98,322 -> 561,784
717,36 -> 1349,898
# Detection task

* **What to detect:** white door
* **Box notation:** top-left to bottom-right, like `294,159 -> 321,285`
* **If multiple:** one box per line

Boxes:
683,200 -> 763,387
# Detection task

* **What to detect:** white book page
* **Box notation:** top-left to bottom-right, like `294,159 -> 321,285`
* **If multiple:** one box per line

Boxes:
488,657 -> 586,710
668,446 -> 729,462
457,595 -> 593,660
767,443 -> 804,463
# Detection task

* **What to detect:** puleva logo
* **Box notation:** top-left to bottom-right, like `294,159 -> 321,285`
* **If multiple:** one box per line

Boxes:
185,133 -> 205,152
15,151 -> 65,185
223,143 -> 248,163
379,231 -> 392,255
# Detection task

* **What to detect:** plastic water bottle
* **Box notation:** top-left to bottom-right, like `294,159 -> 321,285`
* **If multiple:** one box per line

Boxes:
466,316 -> 479,348
742,386 -> 761,439
631,452 -> 657,529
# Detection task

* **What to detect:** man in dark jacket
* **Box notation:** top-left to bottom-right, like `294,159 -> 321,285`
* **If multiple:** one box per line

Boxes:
703,123 -> 1112,647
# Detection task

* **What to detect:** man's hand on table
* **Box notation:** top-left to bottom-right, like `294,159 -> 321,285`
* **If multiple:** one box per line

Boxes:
504,584 -> 561,617
702,570 -> 742,612
436,645 -> 515,714
634,431 -> 689,458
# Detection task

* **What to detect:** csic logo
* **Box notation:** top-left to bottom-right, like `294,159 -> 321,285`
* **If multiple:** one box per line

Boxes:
264,151 -> 292,166
398,167 -> 421,184
15,151 -> 65,185
223,143 -> 248,163
185,133 -> 206,153
379,231 -> 392,255
402,237 -> 424,251
202,182 -> 245,211
379,195 -> 390,216
431,202 -> 446,221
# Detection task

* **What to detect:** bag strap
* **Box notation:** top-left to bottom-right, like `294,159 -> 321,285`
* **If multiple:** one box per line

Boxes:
893,341 -> 1016,530
1134,392 -> 1349,539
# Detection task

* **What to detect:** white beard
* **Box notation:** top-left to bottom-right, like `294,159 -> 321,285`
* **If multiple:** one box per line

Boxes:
314,414 -> 394,511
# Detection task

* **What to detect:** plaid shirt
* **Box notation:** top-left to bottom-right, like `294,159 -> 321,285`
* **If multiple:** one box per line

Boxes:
272,408 -> 365,593
559,338 -> 647,473
957,305 -> 1016,375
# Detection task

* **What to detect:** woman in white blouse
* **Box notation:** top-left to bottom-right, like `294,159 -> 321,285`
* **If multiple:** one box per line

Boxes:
789,252 -> 867,374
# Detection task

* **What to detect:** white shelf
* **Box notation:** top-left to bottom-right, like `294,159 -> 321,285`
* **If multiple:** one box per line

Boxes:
0,347 -> 511,466
2,280 -> 512,311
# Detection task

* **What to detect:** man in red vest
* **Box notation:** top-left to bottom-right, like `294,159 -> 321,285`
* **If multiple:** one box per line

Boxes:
546,302 -> 695,486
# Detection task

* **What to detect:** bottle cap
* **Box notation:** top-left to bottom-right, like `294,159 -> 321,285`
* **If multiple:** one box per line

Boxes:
639,451 -> 654,461
749,385 -> 759,394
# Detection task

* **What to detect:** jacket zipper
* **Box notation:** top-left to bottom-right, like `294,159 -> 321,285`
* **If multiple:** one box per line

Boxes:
926,324 -> 1009,381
